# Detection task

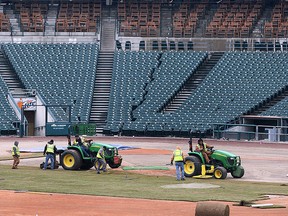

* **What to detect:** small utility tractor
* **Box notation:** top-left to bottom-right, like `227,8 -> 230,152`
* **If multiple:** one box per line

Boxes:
184,139 -> 244,179
40,142 -> 122,170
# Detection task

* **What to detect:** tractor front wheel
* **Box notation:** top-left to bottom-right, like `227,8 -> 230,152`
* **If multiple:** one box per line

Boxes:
184,156 -> 201,177
80,161 -> 94,170
109,163 -> 121,169
231,165 -> 245,178
61,150 -> 82,170
214,166 -> 227,179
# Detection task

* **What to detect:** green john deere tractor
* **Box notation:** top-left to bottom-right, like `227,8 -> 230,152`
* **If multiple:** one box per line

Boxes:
59,142 -> 122,170
184,145 -> 244,179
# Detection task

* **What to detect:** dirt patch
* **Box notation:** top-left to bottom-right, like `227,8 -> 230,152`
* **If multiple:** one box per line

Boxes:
0,190 -> 287,216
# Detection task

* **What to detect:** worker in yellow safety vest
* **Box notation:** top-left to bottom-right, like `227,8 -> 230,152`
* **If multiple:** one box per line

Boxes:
171,146 -> 185,181
12,141 -> 20,169
43,139 -> 57,170
96,146 -> 107,174
73,135 -> 93,146
73,135 -> 91,157
195,138 -> 214,164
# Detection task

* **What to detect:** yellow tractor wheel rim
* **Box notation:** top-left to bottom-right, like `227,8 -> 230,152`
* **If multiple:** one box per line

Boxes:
214,170 -> 222,179
184,161 -> 195,175
63,154 -> 75,168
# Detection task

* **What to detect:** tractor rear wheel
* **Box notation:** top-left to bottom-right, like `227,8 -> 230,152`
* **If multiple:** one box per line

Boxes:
214,166 -> 227,179
231,165 -> 245,178
61,150 -> 82,170
184,156 -> 201,177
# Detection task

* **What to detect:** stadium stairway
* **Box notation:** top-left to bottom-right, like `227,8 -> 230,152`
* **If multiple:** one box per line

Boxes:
0,50 -> 24,94
89,4 -> 116,134
100,5 -> 116,51
89,51 -> 114,134
45,4 -> 58,33
4,4 -> 21,35
251,1 -> 275,38
162,52 -> 224,113
160,6 -> 172,37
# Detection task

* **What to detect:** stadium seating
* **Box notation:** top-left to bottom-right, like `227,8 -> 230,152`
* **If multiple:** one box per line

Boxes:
172,2 -> 208,38
3,43 -> 99,123
104,51 -> 160,133
56,3 -> 101,32
264,1 -> 288,38
0,13 -> 11,32
104,51 -> 288,135
206,1 -> 263,38
104,51 -> 207,134
14,2 -> 48,32
260,96 -> 288,117
118,2 -> 160,37
0,75 -> 18,133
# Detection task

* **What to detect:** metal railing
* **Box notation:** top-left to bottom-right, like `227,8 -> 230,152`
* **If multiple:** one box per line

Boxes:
213,123 -> 288,142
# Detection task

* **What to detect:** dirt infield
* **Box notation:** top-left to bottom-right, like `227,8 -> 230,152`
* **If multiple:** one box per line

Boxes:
0,136 -> 288,215
0,190 -> 287,216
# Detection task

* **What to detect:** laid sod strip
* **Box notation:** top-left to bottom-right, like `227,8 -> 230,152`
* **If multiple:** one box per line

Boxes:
253,205 -> 286,209
0,153 -> 44,161
0,165 -> 287,202
122,166 -> 170,170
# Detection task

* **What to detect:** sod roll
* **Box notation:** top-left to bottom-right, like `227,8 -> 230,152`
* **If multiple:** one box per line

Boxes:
195,201 -> 230,216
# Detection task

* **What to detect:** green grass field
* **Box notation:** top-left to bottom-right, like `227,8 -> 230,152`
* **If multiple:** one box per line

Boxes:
0,165 -> 287,202
0,153 -> 43,161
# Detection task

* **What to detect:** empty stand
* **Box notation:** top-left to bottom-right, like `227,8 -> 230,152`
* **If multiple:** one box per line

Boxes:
104,51 -> 160,134
172,2 -> 208,38
3,43 -> 99,123
163,52 -> 224,113
56,3 -> 101,32
0,74 -> 18,134
264,1 -> 288,38
206,1 -> 263,38
118,2 -> 160,37
104,51 -> 288,136
248,87 -> 288,116
0,12 -> 11,32
14,2 -> 48,32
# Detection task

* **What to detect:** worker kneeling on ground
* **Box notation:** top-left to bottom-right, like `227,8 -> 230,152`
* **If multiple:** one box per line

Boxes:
195,138 -> 214,164
43,139 -> 57,170
171,146 -> 185,181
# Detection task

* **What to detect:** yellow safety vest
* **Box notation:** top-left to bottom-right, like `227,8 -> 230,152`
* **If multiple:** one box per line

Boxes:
73,137 -> 88,146
12,145 -> 20,156
173,149 -> 183,162
197,143 -> 207,151
46,144 -> 55,154
97,149 -> 104,159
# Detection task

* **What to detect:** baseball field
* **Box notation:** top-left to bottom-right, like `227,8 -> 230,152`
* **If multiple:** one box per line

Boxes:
0,136 -> 287,215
